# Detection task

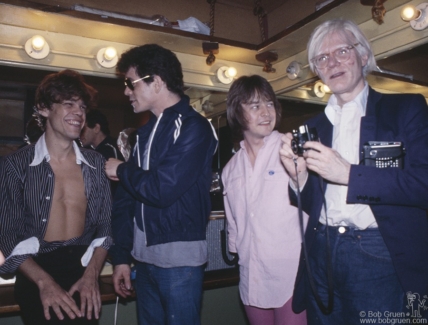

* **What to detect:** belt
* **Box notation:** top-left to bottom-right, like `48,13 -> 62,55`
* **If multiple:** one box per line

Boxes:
317,222 -> 378,234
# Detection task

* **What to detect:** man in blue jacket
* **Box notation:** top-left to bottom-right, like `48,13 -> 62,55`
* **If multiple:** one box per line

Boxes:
280,19 -> 428,324
105,44 -> 217,325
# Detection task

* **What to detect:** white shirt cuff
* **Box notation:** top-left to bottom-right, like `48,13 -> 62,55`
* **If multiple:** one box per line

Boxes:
81,237 -> 106,267
7,237 -> 40,259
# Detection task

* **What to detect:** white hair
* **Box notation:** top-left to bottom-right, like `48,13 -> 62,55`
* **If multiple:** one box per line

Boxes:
307,19 -> 377,77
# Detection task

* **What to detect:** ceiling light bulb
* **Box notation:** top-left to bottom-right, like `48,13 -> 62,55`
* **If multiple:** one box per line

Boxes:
96,47 -> 118,68
103,47 -> 117,61
25,35 -> 50,59
286,61 -> 302,80
322,84 -> 331,93
313,81 -> 326,98
225,67 -> 237,79
217,66 -> 237,85
400,3 -> 428,30
31,36 -> 45,51
401,5 -> 420,21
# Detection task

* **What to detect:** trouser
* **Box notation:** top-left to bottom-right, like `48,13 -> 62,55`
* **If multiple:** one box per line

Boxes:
306,224 -> 406,325
134,262 -> 204,325
15,245 -> 98,325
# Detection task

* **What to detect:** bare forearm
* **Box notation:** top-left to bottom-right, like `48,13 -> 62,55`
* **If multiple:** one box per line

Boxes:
83,247 -> 108,279
18,257 -> 54,288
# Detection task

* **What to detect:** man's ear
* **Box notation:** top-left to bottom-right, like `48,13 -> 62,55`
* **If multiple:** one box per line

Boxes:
152,75 -> 164,94
360,53 -> 369,68
94,123 -> 101,134
37,105 -> 49,117
315,67 -> 320,77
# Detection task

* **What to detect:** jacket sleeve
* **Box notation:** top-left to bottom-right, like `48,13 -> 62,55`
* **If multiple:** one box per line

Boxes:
108,182 -> 136,265
289,170 -> 324,213
347,94 -> 428,209
116,117 -> 217,208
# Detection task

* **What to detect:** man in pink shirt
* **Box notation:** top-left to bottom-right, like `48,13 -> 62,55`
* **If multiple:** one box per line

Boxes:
222,75 -> 307,325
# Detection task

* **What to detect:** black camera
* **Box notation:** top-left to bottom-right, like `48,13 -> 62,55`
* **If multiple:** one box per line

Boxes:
291,125 -> 319,156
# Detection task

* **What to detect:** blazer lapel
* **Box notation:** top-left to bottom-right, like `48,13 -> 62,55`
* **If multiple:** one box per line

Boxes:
316,113 -> 333,148
359,87 -> 382,161
314,113 -> 333,193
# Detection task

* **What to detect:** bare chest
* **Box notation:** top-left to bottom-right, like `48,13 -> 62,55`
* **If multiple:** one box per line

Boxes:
44,160 -> 87,241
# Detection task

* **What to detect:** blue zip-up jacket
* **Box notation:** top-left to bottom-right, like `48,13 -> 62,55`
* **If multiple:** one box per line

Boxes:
110,95 -> 218,265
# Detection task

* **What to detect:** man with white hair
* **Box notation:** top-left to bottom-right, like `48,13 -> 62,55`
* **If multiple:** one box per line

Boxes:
280,19 -> 428,324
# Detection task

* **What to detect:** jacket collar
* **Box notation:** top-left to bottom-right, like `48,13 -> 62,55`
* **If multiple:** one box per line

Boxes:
359,87 -> 382,160
365,87 -> 383,116
163,95 -> 191,115
138,95 -> 191,135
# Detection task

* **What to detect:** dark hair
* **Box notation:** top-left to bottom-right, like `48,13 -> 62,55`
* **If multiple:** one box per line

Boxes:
117,44 -> 184,96
85,109 -> 110,136
24,116 -> 44,144
226,75 -> 281,140
34,69 -> 97,129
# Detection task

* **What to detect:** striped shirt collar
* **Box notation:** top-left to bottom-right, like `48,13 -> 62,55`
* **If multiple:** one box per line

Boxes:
30,133 -> 95,168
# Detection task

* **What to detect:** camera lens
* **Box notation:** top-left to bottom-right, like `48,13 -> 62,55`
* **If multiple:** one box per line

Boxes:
291,139 -> 299,154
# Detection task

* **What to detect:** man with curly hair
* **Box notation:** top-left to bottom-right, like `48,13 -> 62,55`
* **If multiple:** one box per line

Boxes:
0,69 -> 112,324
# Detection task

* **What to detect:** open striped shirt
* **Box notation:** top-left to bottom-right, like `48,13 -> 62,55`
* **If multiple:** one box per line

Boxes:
0,134 -> 112,274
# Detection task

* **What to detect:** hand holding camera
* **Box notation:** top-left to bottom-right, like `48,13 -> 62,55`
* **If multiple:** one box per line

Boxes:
280,133 -> 309,188
281,125 -> 351,186
291,125 -> 319,156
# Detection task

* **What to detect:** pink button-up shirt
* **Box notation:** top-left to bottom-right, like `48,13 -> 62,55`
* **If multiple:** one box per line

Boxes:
223,131 -> 306,308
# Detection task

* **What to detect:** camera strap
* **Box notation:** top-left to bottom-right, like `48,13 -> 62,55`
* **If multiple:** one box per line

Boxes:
294,160 -> 334,315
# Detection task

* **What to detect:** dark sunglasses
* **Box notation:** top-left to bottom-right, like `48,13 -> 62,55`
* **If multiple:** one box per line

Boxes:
124,75 -> 151,91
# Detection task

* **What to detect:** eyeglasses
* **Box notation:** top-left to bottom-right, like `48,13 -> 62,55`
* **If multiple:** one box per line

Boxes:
311,43 -> 359,69
124,75 -> 151,91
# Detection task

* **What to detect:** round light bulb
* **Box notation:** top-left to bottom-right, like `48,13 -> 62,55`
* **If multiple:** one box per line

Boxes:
313,81 -> 326,98
322,84 -> 331,93
401,5 -> 420,21
103,47 -> 117,61
31,36 -> 45,51
225,67 -> 237,79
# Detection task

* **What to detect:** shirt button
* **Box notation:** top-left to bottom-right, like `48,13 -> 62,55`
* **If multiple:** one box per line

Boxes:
48,174 -> 52,177
46,196 -> 50,200
42,219 -> 47,222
